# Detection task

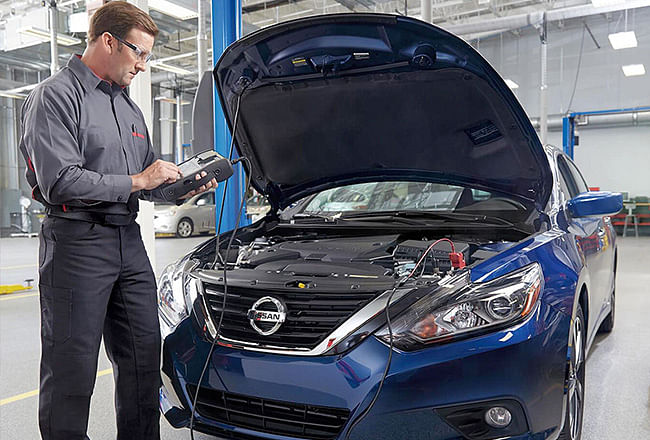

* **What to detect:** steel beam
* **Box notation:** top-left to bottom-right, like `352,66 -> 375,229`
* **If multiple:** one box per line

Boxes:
212,0 -> 249,233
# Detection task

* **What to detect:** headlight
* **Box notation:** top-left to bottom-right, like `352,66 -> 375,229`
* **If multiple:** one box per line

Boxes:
158,254 -> 197,330
376,263 -> 543,351
156,207 -> 178,217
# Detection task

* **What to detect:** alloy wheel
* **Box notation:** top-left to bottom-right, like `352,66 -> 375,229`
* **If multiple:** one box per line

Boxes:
177,219 -> 193,238
567,314 -> 585,440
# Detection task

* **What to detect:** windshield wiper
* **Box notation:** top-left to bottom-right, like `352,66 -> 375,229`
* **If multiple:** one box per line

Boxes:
290,213 -> 342,222
340,210 -> 515,227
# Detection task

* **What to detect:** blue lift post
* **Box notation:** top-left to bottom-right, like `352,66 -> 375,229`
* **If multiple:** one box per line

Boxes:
562,106 -> 650,159
212,0 -> 250,232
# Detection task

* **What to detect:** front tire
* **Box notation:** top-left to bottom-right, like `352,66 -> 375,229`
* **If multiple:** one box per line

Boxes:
176,218 -> 194,238
560,304 -> 586,440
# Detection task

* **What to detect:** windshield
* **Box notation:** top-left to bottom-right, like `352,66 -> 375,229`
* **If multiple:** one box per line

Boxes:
296,181 -> 532,220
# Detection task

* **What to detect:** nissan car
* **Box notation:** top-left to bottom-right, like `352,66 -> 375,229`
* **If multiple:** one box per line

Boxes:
157,14 -> 622,440
154,191 -> 216,238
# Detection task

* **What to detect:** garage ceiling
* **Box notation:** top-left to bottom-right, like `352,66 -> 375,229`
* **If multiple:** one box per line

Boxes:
0,0 -> 645,93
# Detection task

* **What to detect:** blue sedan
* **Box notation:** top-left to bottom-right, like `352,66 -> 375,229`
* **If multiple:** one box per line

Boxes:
157,14 -> 622,440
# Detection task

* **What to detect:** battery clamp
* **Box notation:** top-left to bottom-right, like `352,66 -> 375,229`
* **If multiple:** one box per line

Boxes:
159,150 -> 234,201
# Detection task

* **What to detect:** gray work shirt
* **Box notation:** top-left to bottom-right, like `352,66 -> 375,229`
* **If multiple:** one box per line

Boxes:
19,55 -> 162,216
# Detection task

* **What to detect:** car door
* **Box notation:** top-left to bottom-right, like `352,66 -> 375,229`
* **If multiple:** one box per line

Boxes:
206,191 -> 216,230
557,155 -> 609,332
564,156 -> 615,321
195,192 -> 214,231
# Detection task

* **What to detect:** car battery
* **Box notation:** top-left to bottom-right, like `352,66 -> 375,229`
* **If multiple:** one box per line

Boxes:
394,239 -> 469,273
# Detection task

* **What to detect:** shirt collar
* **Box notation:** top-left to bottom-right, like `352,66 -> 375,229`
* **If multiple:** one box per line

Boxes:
67,55 -> 106,91
67,55 -> 127,94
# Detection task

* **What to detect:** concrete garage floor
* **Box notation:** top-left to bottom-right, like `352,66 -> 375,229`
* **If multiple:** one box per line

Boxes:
1,236 -> 649,439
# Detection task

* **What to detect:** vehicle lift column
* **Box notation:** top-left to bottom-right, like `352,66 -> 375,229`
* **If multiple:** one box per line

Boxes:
563,107 -> 650,237
212,0 -> 249,231
562,106 -> 650,159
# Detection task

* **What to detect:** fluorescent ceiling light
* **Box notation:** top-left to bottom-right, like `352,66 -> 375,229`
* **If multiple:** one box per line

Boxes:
622,64 -> 645,77
150,62 -> 193,76
283,8 -> 314,19
252,18 -> 275,26
154,96 -> 190,105
68,12 -> 89,34
431,0 -> 464,7
19,26 -> 81,46
590,0 -> 626,7
608,31 -> 637,49
149,0 -> 197,20
0,91 -> 27,99
504,79 -> 519,89
0,83 -> 38,99
11,83 -> 39,94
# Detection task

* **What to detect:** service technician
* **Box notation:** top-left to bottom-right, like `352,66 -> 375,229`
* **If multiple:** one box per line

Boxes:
18,2 -> 216,439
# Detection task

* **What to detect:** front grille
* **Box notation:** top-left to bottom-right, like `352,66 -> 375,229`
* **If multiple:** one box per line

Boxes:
194,423 -> 265,439
202,283 -> 377,349
187,385 -> 350,440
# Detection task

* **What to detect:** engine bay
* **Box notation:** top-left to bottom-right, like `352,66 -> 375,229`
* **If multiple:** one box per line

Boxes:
185,225 -> 516,353
195,230 -> 504,286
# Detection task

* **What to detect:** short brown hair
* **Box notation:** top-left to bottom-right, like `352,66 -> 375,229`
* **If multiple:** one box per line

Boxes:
88,1 -> 158,43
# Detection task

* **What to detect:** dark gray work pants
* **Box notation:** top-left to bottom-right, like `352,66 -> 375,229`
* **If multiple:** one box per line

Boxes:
38,216 -> 161,440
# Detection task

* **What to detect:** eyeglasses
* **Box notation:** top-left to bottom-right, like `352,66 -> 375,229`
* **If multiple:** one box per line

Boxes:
109,33 -> 153,63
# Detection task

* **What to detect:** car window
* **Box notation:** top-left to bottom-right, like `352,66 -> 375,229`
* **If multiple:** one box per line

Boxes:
302,182 -> 466,213
299,181 -> 529,217
471,189 -> 491,201
557,156 -> 580,198
565,158 -> 589,194
196,192 -> 214,206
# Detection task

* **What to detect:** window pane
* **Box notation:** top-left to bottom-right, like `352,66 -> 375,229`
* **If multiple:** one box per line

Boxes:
566,159 -> 589,194
557,157 -> 579,198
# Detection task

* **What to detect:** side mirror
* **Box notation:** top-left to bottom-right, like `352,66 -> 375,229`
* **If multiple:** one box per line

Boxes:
567,191 -> 623,218
196,198 -> 207,206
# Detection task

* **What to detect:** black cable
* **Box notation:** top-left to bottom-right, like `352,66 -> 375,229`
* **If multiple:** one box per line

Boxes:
213,93 -> 244,269
344,239 -> 458,439
343,284 -> 397,440
189,90 -> 247,439
565,23 -> 586,114
189,158 -> 251,440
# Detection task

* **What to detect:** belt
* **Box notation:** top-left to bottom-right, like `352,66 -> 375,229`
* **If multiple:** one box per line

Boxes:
46,208 -> 137,226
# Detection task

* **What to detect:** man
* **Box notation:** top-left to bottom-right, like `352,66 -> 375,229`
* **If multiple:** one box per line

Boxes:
18,2 -> 216,439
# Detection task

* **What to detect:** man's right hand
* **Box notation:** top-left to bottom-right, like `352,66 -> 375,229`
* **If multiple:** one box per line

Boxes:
130,160 -> 181,192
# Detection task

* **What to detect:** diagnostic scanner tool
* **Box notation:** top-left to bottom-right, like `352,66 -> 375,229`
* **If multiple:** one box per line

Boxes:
159,150 -> 234,201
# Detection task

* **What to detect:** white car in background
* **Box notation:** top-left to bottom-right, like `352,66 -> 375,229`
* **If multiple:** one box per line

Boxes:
154,191 -> 215,238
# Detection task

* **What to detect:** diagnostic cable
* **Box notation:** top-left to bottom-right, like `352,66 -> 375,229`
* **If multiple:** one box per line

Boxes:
188,90 -> 250,440
344,238 -> 463,439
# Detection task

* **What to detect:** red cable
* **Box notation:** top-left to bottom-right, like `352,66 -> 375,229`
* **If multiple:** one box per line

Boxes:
407,238 -> 456,279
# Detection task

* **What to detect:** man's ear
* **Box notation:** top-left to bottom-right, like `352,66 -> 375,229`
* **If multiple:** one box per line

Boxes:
101,32 -> 114,54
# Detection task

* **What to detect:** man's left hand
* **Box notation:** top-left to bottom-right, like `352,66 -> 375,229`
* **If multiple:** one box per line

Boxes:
179,171 -> 218,199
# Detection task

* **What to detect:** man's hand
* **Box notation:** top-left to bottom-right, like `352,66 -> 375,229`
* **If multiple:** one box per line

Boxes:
178,171 -> 218,199
130,160 -> 180,192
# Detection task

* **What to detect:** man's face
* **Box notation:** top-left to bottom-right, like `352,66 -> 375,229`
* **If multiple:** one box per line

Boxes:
108,28 -> 154,87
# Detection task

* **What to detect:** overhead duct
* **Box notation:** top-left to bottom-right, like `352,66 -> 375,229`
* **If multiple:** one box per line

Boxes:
530,115 -> 566,131
0,54 -> 50,70
444,0 -> 650,36
445,11 -> 544,36
530,111 -> 650,132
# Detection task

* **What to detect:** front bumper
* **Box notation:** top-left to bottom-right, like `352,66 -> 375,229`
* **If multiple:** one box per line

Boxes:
154,215 -> 175,233
160,300 -> 570,440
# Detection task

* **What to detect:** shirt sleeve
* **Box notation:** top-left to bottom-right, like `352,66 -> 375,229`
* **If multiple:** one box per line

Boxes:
21,85 -> 132,206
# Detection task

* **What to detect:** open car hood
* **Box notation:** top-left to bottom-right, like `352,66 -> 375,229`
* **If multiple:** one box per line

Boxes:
214,14 -> 552,211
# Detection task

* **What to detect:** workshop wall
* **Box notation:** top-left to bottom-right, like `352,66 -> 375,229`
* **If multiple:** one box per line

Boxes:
476,8 -> 650,197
